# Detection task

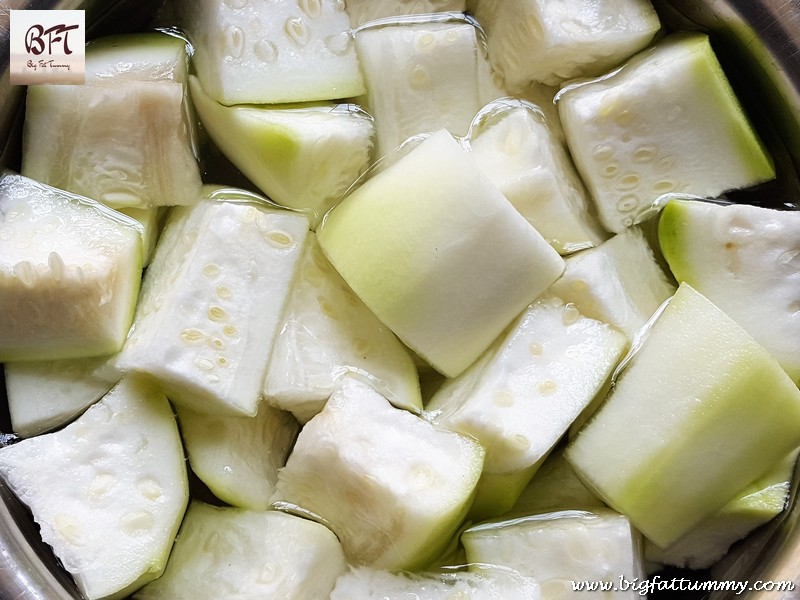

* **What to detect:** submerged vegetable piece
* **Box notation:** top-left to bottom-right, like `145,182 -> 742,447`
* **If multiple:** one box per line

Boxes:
566,283 -> 800,549
134,502 -> 346,600
118,206 -> 161,267
468,99 -> 607,254
473,0 -> 660,89
558,32 -> 775,233
462,509 -> 644,599
345,0 -> 466,27
189,76 -> 374,225
0,377 -> 188,600
506,450 -> 605,518
175,402 -> 299,510
318,129 -> 565,378
0,174 -> 143,362
178,0 -> 364,104
6,355 -> 119,438
659,198 -> 800,384
84,31 -> 189,83
330,565 -> 541,599
22,32 -> 202,210
271,376 -> 485,570
549,226 -> 676,339
645,449 -> 796,571
427,296 -> 626,518
354,14 -> 500,158
264,233 -> 421,424
117,190 -> 309,417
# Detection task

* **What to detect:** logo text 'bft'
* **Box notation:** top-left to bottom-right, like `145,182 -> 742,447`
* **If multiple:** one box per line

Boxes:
10,11 -> 85,85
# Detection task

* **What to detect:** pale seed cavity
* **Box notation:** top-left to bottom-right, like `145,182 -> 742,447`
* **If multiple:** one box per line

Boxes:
223,324 -> 237,337
601,162 -> 620,178
539,380 -> 558,394
633,145 -> 657,163
324,32 -> 352,56
444,29 -> 461,44
320,299 -> 339,320
181,328 -> 207,344
224,25 -> 245,59
55,514 -> 83,545
202,263 -> 221,279
408,463 -> 436,491
254,40 -> 278,64
266,229 -> 295,249
652,180 -> 676,194
216,285 -> 232,300
354,338 -> 371,357
617,172 -> 640,190
120,510 -> 155,536
14,261 -> 36,287
48,251 -> 65,281
137,478 -> 164,502
778,249 -> 800,268
512,434 -> 531,450
493,388 -> 515,407
208,305 -> 228,322
592,144 -> 614,162
298,0 -> 322,19
88,473 -> 116,497
194,357 -> 215,371
529,342 -> 544,356
616,195 -> 639,213
258,563 -> 282,584
503,128 -> 525,156
285,17 -> 310,47
408,65 -> 432,90
415,31 -> 437,52
562,303 -> 581,325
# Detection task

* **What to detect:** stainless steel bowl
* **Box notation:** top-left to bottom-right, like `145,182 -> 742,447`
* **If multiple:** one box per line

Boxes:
0,1 -> 798,598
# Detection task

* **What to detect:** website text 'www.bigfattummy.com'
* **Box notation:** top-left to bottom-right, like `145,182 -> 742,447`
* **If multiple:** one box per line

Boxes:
571,575 -> 796,596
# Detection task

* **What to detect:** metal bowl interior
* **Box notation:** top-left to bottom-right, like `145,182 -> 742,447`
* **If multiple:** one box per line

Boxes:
0,1 -> 798,598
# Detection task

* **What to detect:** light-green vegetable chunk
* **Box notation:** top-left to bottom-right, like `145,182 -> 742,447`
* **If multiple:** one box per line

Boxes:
566,283 -> 800,549
0,377 -> 188,600
189,76 -> 374,225
264,233 -> 421,423
659,198 -> 800,384
463,509 -> 644,600
177,0 -> 364,104
0,174 -> 143,362
117,190 -> 309,417
318,129 -> 565,378
271,375 -> 485,571
175,402 -> 299,510
427,296 -> 626,519
134,502 -> 346,600
558,33 -> 775,233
